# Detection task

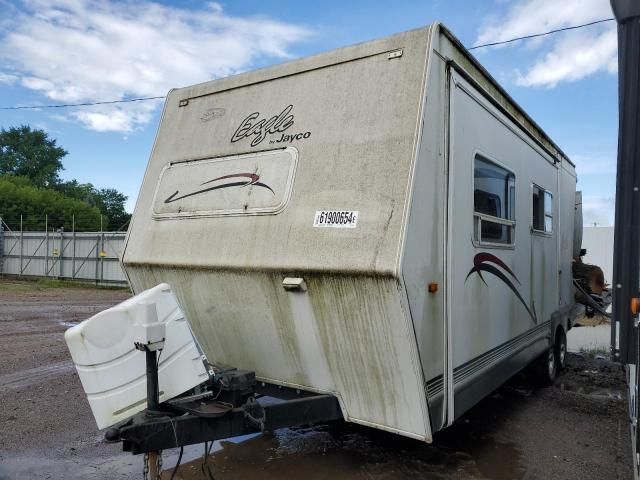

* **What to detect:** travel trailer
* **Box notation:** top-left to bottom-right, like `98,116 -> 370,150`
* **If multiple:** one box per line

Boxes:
69,22 -> 582,449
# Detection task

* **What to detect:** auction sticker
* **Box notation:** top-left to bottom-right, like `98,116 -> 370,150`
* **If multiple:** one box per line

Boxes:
313,210 -> 359,228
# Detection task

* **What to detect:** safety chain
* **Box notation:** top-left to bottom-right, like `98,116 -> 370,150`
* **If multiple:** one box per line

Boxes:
156,452 -> 163,479
142,451 -> 163,480
143,453 -> 149,480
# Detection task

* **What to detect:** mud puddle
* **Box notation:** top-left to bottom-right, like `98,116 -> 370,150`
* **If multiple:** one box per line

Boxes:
159,353 -> 630,480
161,422 -> 525,480
0,444 -> 207,480
0,360 -> 74,390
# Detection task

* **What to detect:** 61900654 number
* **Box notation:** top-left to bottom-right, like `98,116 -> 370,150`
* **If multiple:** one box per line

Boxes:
313,210 -> 359,228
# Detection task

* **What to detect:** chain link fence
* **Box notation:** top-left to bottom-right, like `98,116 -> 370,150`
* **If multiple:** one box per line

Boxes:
0,215 -> 128,285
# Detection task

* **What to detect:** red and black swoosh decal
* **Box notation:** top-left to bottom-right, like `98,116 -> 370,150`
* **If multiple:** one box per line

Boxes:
164,172 -> 274,204
466,252 -> 537,323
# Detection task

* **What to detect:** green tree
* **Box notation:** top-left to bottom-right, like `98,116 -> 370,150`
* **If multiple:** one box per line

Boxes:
94,188 -> 130,229
0,125 -> 66,187
56,180 -> 131,229
0,175 -> 102,231
55,179 -> 95,204
0,125 -> 131,230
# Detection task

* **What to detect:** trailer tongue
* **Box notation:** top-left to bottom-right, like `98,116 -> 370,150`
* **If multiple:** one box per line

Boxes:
109,370 -> 342,455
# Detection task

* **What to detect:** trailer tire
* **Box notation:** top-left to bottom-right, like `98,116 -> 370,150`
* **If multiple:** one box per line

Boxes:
534,344 -> 556,386
555,328 -> 567,371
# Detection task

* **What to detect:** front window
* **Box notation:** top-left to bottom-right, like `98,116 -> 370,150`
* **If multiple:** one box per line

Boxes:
473,156 -> 515,245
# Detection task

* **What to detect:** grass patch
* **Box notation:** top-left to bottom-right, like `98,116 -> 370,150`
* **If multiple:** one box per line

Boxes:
0,275 -> 129,291
0,280 -> 35,293
579,346 -> 610,357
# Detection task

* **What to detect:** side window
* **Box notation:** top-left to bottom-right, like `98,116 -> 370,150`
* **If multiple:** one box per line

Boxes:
532,185 -> 553,233
473,156 -> 515,246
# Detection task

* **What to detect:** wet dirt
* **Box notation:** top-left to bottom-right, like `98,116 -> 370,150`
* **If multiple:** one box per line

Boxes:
169,359 -> 630,480
0,279 -> 133,479
0,279 -> 632,479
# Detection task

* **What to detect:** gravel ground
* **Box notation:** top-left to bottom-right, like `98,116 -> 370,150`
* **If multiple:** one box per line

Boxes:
0,278 -> 632,479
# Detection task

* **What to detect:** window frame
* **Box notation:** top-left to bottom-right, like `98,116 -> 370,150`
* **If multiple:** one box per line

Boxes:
531,183 -> 553,235
472,153 -> 516,249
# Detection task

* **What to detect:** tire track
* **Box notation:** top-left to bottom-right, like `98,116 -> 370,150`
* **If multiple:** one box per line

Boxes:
0,361 -> 74,391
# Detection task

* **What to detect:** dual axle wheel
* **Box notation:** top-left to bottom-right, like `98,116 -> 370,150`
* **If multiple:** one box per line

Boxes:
535,327 -> 567,386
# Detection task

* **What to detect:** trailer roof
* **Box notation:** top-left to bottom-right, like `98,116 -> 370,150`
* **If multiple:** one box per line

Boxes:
166,22 -> 573,168
436,23 -> 574,168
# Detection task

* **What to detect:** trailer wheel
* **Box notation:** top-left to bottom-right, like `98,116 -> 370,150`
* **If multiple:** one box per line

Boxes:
555,328 -> 567,371
534,344 -> 556,386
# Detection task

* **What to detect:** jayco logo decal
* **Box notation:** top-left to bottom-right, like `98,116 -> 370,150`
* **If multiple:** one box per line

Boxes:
466,252 -> 538,323
164,173 -> 274,204
230,105 -> 311,147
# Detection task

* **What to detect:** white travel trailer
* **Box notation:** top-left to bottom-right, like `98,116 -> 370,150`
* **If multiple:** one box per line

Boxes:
120,22 -> 579,442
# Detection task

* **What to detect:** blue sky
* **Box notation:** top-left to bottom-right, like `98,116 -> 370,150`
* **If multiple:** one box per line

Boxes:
0,0 -> 617,224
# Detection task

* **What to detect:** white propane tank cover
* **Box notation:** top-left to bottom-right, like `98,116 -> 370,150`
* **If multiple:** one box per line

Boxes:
64,283 -> 208,429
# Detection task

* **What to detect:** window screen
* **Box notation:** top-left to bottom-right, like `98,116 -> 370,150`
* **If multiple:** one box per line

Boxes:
532,185 -> 553,233
473,156 -> 515,245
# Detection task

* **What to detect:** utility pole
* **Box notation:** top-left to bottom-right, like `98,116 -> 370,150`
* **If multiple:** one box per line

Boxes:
611,0 -> 640,364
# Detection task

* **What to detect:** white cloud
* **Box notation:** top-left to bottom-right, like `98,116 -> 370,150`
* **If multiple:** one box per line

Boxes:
0,71 -> 18,84
582,195 -> 615,226
0,0 -> 311,132
21,76 -> 55,91
476,0 -> 612,46
515,27 -> 617,87
475,0 -> 616,88
71,101 -> 161,132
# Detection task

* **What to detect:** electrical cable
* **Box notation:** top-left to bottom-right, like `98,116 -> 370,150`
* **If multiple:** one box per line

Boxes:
469,17 -> 614,50
201,441 -> 216,480
169,446 -> 183,480
0,96 -> 165,110
0,18 -> 617,111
